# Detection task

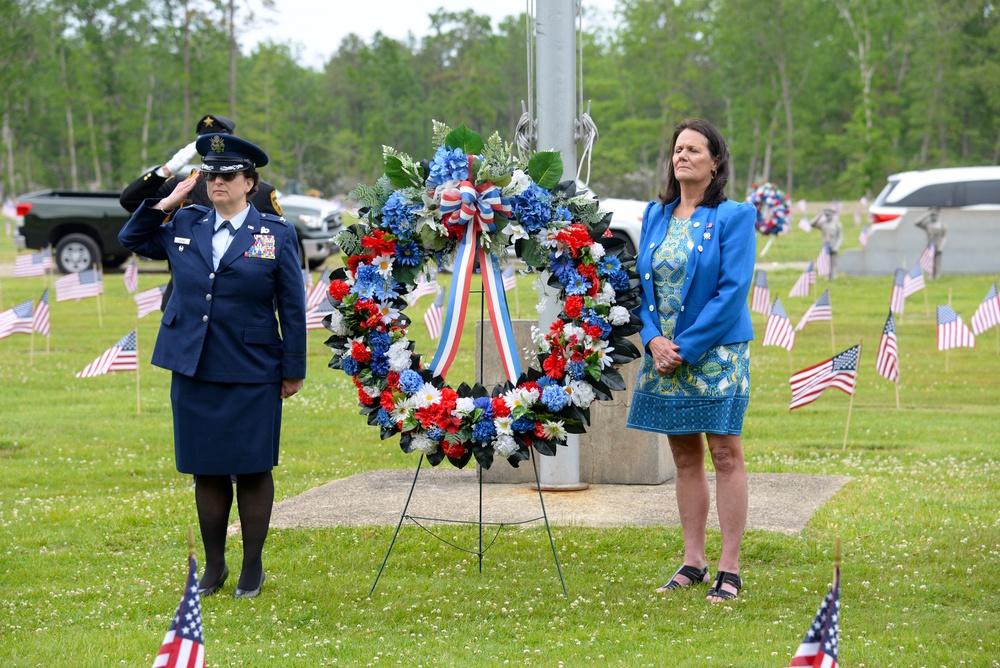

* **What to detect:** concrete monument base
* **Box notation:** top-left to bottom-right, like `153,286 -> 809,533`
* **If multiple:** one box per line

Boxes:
475,320 -> 675,485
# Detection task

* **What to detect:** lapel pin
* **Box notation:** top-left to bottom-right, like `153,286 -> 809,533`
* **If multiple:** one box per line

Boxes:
260,226 -> 269,234
704,232 -> 711,240
706,222 -> 713,228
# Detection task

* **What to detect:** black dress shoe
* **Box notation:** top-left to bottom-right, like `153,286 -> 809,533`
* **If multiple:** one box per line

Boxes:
233,572 -> 265,599
198,565 -> 229,597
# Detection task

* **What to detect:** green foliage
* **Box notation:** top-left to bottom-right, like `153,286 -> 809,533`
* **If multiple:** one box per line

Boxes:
444,124 -> 485,155
527,151 -> 563,189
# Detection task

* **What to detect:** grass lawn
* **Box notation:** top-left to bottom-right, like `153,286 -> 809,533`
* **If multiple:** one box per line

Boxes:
1,215 -> 998,667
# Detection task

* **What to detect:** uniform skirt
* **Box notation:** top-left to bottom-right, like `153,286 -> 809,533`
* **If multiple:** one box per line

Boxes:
170,372 -> 282,475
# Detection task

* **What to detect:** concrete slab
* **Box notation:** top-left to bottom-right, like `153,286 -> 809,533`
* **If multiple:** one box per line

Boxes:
268,467 -> 851,534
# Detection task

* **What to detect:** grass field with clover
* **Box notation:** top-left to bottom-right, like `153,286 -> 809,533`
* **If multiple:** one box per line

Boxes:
1,215 -> 998,667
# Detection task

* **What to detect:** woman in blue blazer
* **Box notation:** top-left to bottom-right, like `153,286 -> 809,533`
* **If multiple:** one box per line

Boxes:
625,119 -> 756,602
119,134 -> 306,599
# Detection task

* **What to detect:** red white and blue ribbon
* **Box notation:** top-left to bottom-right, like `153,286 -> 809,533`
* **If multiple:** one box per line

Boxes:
430,156 -> 519,382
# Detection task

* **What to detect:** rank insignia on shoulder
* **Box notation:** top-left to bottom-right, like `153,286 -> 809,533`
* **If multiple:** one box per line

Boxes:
245,234 -> 276,260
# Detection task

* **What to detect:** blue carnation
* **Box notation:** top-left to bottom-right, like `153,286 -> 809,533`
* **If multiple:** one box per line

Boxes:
427,427 -> 445,441
473,396 -> 494,418
472,419 -> 497,443
597,255 -> 622,277
394,239 -> 423,266
428,146 -> 469,186
512,184 -> 553,233
399,370 -> 424,394
511,415 -> 535,433
351,264 -> 382,299
341,356 -> 360,376
376,408 -> 396,428
370,330 -> 391,349
541,384 -> 569,412
568,360 -> 586,380
609,269 -> 630,292
370,351 -> 389,375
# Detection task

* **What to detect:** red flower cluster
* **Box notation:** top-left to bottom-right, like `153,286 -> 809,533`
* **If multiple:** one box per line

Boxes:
553,224 -> 593,257
329,279 -> 350,301
414,387 -> 462,433
564,295 -> 584,318
361,229 -> 395,256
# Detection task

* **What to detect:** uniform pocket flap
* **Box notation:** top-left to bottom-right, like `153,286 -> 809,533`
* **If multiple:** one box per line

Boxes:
243,326 -> 281,345
161,308 -> 176,326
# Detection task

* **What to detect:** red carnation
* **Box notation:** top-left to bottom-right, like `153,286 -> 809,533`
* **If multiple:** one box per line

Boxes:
380,390 -> 395,411
351,341 -> 372,363
347,254 -> 373,277
584,323 -> 603,338
329,279 -> 350,301
361,229 -> 395,256
577,263 -> 600,298
534,421 -> 547,438
564,295 -> 584,318
358,387 -> 376,406
386,371 -> 400,388
554,224 -> 593,257
492,396 -> 511,418
441,440 -> 467,459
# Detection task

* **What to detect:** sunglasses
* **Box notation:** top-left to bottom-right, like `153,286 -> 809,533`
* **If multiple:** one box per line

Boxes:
202,171 -> 243,182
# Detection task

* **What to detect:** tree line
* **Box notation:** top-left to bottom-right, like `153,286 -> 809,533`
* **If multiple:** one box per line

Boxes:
1,0 -> 998,205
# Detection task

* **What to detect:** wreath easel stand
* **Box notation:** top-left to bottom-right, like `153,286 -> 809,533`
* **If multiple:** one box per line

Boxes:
369,282 -> 567,598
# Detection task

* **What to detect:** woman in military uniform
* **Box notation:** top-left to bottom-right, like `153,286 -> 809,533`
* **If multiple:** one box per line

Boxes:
119,134 -> 306,599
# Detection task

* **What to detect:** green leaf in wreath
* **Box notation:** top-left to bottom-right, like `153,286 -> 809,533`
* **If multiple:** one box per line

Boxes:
527,151 -> 564,189
445,124 -> 484,155
385,155 -> 417,189
393,262 -> 421,286
518,238 -> 550,269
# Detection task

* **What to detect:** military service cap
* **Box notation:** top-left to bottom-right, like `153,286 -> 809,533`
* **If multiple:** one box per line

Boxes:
196,134 -> 269,173
196,114 -> 236,136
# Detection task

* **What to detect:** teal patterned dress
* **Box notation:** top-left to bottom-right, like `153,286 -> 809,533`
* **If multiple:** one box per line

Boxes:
626,216 -> 750,435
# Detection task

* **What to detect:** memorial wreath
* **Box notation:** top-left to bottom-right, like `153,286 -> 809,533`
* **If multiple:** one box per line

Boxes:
747,181 -> 791,236
323,122 -> 642,470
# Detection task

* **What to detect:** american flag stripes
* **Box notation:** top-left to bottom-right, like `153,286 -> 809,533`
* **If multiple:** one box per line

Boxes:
970,283 -> 1000,336
875,311 -> 899,384
424,288 -> 446,340
152,555 -> 205,668
123,257 -> 139,293
502,264 -> 518,291
889,268 -> 906,315
902,265 -> 925,299
305,268 -> 331,311
795,290 -> 832,331
918,243 -> 936,275
789,344 -> 860,410
751,269 -> 771,315
76,330 -> 138,377
858,225 -> 871,247
306,294 -> 335,330
789,262 -> 816,298
762,298 -> 795,351
55,268 -> 104,302
788,568 -> 840,667
0,299 -> 34,339
14,251 -> 51,277
407,272 -> 440,305
816,243 -> 832,279
936,305 -> 975,351
134,285 -> 168,318
34,289 -> 51,337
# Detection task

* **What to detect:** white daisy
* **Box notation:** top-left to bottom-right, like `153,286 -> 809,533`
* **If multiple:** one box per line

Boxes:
376,301 -> 400,325
541,420 -> 566,440
494,416 -> 514,435
372,254 -> 394,278
412,382 -> 442,409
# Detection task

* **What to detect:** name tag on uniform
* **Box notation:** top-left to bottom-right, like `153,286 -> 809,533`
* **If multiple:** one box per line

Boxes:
245,234 -> 276,260
174,237 -> 191,245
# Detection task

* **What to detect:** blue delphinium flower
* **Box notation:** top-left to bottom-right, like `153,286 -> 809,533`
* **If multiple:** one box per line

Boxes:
341,356 -> 360,376
541,384 -> 569,411
511,415 -> 535,433
428,146 -> 469,186
568,360 -> 586,380
394,239 -> 423,266
381,192 -> 420,238
472,419 -> 497,443
376,408 -> 396,428
597,255 -> 622,277
399,369 -> 424,394
512,184 -> 553,233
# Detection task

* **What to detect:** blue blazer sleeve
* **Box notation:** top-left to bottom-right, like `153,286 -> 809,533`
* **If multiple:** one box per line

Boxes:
673,200 -> 757,362
118,200 -> 173,259
274,222 -> 307,379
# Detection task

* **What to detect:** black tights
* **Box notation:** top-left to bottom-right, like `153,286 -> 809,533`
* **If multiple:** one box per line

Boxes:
195,471 -> 274,590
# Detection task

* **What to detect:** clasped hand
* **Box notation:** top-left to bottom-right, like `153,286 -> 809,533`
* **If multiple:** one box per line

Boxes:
649,336 -> 684,375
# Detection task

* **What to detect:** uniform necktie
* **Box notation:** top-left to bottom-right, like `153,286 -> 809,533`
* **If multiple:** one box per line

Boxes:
217,220 -> 237,236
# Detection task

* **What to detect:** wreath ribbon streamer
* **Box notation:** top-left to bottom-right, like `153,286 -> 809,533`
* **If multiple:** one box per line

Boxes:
430,156 -> 520,382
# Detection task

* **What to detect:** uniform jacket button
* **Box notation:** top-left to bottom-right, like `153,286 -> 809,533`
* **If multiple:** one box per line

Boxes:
693,222 -> 700,228
648,305 -> 654,311
205,294 -> 212,301
697,245 -> 703,252
648,242 -> 655,249
202,315 -> 209,322
209,273 -> 215,280
680,305 -> 685,312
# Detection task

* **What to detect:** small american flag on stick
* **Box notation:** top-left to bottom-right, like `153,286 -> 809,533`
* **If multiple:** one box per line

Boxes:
918,243 -> 936,275
152,554 -> 205,668
789,262 -> 815,298
424,288 -> 446,340
502,264 -> 518,291
936,305 -> 975,351
902,265 -> 924,299
76,330 -> 138,377
306,294 -> 335,331
788,568 -> 840,667
795,290 -> 832,332
407,272 -> 440,306
14,251 -> 50,277
0,299 -> 34,339
305,268 -> 331,311
876,311 -> 899,384
858,225 -> 871,247
970,283 -> 1000,336
750,269 -> 771,315
889,269 -> 905,315
762,297 -> 795,351
55,268 -> 103,302
135,285 -> 167,318
816,243 -> 832,279
34,288 -> 51,337
789,344 -> 860,410
123,257 -> 139,293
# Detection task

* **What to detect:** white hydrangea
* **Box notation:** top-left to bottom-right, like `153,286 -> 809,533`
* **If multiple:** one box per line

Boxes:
608,305 -> 630,326
411,433 -> 438,455
593,281 -> 616,305
412,382 -> 442,409
567,380 -> 595,407
361,384 -> 380,400
387,340 -> 412,372
327,309 -> 348,336
494,434 -> 519,458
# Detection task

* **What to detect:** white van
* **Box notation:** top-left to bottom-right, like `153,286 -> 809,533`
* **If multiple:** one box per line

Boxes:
868,165 -> 1000,230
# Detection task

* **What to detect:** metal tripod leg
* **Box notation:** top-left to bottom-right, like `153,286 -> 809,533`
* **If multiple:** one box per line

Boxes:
369,455 -> 424,597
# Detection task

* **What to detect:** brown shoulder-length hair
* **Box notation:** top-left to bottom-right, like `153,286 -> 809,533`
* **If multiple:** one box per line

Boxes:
658,118 -> 730,209
244,167 -> 261,199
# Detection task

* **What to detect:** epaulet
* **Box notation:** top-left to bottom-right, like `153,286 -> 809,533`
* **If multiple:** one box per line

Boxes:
182,203 -> 211,214
260,212 -> 290,226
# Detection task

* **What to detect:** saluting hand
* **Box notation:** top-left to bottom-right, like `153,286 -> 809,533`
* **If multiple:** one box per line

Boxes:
281,378 -> 304,399
155,170 -> 199,212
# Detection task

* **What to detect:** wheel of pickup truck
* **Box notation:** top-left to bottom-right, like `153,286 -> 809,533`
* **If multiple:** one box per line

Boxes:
55,233 -> 101,274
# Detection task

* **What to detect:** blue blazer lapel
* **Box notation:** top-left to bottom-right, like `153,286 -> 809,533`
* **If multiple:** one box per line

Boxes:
677,206 -> 718,307
193,211 -> 215,270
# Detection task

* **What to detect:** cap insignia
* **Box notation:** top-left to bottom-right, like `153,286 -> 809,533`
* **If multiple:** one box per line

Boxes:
204,116 -> 215,127
211,135 -> 226,153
